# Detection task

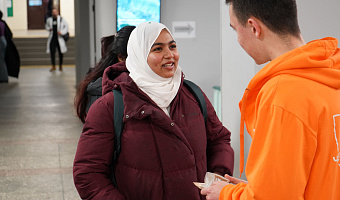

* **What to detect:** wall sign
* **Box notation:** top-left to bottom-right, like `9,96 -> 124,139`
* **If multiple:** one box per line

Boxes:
7,0 -> 13,17
172,21 -> 196,39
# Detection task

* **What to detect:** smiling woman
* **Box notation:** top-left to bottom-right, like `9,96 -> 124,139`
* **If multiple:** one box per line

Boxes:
73,21 -> 234,200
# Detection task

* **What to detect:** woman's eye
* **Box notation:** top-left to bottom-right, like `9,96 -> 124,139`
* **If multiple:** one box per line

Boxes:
152,47 -> 162,51
170,45 -> 177,49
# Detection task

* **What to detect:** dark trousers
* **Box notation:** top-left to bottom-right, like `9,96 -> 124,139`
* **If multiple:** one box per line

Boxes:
49,38 -> 63,67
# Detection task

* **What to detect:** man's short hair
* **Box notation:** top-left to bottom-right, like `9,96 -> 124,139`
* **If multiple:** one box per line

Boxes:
226,0 -> 301,38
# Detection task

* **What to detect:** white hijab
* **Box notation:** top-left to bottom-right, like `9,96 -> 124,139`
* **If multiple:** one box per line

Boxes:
126,22 -> 182,116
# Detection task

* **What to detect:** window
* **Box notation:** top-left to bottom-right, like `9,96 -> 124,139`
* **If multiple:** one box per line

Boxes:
29,0 -> 42,6
117,0 -> 161,31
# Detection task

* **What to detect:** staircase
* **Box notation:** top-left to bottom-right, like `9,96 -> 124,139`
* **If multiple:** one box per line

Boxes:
13,37 -> 75,66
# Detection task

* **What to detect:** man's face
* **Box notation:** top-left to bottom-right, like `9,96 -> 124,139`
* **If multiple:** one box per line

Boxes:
52,9 -> 58,18
229,4 -> 266,64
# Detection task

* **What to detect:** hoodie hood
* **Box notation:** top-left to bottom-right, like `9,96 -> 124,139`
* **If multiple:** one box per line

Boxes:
246,37 -> 340,93
238,37 -> 340,175
102,61 -> 130,95
86,77 -> 102,96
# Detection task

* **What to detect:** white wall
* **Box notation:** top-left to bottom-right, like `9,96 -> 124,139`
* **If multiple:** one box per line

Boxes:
0,0 -> 8,21
5,0 -> 27,30
220,0 -> 340,179
60,0 -> 75,33
94,0 -> 116,63
297,1 -> 340,43
161,0 -> 221,101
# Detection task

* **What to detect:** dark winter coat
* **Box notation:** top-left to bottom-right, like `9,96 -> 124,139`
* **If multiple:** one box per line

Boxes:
2,20 -> 20,78
73,62 -> 234,200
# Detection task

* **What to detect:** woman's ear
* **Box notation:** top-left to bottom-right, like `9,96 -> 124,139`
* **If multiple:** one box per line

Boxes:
248,18 -> 261,39
118,54 -> 126,62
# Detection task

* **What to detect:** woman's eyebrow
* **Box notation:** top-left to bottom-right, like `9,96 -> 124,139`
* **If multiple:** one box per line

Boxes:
151,40 -> 176,48
151,42 -> 164,48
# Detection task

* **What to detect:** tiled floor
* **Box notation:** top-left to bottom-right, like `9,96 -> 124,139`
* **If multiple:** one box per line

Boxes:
0,66 -> 82,200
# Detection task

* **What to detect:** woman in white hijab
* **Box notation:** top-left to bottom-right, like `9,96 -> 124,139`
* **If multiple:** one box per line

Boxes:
126,21 -> 182,116
73,22 -> 234,200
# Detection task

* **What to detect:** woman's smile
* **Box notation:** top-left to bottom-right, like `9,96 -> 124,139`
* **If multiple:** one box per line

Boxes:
162,62 -> 175,69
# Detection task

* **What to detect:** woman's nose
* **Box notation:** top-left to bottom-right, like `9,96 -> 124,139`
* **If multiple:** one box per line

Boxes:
164,48 -> 174,58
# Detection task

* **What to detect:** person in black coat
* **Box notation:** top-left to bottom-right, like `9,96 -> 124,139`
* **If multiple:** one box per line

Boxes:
0,10 -> 7,82
0,10 -> 20,80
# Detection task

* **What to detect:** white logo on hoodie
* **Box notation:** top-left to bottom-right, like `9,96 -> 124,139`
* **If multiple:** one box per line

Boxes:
333,114 -> 340,166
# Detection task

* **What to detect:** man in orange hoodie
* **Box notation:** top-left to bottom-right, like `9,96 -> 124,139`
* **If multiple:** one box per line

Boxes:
201,0 -> 340,199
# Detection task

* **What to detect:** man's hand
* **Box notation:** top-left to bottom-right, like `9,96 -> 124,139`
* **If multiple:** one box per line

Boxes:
201,175 -> 248,200
201,181 -> 229,200
224,174 -> 248,184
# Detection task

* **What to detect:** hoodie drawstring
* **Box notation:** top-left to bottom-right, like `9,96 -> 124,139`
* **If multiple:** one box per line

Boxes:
239,88 -> 250,177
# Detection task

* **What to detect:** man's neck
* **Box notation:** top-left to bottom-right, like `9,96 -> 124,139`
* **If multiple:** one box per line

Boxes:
266,34 -> 306,61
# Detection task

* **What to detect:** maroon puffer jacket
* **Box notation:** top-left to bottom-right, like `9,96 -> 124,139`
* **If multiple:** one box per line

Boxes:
73,62 -> 234,200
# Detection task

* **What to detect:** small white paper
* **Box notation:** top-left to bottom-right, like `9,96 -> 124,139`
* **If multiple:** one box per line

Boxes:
193,172 -> 230,189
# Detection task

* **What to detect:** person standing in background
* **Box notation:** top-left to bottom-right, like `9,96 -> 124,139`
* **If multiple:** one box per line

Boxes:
74,25 -> 136,123
45,8 -> 68,72
0,10 -> 8,82
0,10 -> 20,80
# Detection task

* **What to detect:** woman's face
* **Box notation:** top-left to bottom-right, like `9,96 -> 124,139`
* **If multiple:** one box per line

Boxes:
147,29 -> 179,78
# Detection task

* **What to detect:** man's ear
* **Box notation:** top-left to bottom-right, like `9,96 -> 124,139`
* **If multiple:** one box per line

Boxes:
248,18 -> 261,39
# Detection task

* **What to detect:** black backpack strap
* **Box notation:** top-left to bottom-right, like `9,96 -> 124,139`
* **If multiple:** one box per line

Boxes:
111,89 -> 124,188
183,79 -> 207,123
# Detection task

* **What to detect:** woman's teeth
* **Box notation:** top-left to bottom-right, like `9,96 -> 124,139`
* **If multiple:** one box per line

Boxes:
163,63 -> 173,67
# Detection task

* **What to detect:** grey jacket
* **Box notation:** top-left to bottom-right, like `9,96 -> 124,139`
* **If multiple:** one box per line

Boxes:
86,77 -> 102,112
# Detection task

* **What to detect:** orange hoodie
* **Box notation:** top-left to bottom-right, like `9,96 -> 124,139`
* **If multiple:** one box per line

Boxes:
220,37 -> 340,200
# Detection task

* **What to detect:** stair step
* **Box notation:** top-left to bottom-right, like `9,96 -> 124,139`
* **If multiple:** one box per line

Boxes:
13,37 -> 75,66
19,51 -> 75,58
21,57 -> 75,66
17,46 -> 75,52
